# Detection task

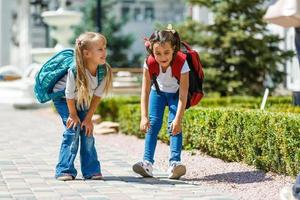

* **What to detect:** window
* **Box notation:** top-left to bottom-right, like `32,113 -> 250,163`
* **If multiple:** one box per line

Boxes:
134,7 -> 143,21
145,6 -> 154,21
122,6 -> 130,19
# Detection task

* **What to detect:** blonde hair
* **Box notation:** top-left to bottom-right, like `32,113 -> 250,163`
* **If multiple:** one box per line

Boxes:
75,32 -> 113,109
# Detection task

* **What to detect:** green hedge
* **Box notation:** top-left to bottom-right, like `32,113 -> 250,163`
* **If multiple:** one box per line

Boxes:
183,108 -> 300,175
200,96 -> 294,108
96,96 -> 140,121
97,96 -> 299,121
118,104 -> 300,176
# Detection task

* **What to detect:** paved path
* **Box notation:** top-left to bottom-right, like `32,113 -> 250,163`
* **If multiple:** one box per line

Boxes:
0,104 -> 235,200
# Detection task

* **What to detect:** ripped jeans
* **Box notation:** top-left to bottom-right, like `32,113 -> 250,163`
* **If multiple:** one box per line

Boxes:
53,98 -> 101,179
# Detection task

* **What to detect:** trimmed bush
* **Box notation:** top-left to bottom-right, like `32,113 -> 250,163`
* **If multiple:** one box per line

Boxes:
200,96 -> 294,108
118,104 -> 142,138
118,104 -> 170,142
183,108 -> 300,175
118,104 -> 300,176
96,96 -> 140,121
199,96 -> 300,113
97,96 -> 299,122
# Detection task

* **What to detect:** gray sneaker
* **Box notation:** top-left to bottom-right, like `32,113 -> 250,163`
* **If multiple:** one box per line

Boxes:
132,161 -> 153,177
57,174 -> 73,181
91,173 -> 103,180
167,162 -> 186,179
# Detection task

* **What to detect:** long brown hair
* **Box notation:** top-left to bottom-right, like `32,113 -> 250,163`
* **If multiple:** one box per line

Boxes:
75,32 -> 113,109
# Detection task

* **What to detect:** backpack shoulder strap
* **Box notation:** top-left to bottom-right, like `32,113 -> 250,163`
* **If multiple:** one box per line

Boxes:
146,55 -> 159,79
97,64 -> 107,85
146,52 -> 187,81
71,65 -> 76,76
171,51 -> 187,81
70,64 -> 107,87
146,55 -> 161,92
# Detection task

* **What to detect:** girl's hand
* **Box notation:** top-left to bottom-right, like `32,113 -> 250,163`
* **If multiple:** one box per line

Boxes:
140,116 -> 150,133
81,118 -> 94,137
67,114 -> 81,130
170,119 -> 182,135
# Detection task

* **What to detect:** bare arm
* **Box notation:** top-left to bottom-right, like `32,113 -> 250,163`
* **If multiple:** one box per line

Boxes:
81,95 -> 101,136
86,95 -> 101,121
140,68 -> 151,132
170,72 -> 189,135
65,70 -> 81,130
66,98 -> 81,129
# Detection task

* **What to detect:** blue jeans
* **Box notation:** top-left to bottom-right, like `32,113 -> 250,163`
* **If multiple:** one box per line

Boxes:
143,89 -> 183,164
53,98 -> 101,179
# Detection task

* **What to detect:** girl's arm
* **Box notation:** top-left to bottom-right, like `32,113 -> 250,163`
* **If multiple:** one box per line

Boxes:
65,69 -> 81,129
66,99 -> 81,129
81,95 -> 101,136
171,72 -> 189,135
140,67 -> 151,132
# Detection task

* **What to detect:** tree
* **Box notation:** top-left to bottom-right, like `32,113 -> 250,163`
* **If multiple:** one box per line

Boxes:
74,0 -> 141,68
176,0 -> 294,96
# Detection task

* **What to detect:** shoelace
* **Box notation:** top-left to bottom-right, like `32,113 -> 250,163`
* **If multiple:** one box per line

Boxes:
170,162 -> 180,167
143,161 -> 151,167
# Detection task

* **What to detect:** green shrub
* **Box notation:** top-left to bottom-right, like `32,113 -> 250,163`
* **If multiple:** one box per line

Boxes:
118,104 -> 169,142
96,96 -> 140,121
96,95 -> 298,174
118,104 -> 142,138
118,104 -> 300,176
97,96 -> 297,122
198,96 -> 299,113
200,96 -> 293,108
185,108 -> 300,175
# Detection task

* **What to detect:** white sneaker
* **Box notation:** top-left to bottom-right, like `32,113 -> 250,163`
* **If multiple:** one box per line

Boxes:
167,161 -> 186,179
280,185 -> 297,200
132,161 -> 153,177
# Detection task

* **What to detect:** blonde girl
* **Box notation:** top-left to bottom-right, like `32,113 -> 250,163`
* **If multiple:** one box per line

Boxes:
52,32 -> 112,181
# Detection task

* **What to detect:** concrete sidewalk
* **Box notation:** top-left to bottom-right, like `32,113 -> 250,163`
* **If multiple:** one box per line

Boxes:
0,104 -> 235,200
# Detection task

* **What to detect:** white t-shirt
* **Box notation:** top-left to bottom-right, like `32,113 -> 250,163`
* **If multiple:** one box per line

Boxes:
144,60 -> 190,93
53,68 -> 106,99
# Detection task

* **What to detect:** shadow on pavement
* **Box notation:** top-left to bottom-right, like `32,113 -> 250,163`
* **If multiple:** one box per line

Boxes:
103,175 -> 188,185
182,170 -> 273,184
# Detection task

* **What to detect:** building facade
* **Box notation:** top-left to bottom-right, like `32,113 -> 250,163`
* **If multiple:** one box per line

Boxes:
0,0 -> 187,69
0,0 -> 48,70
112,0 -> 187,60
1,0 -> 297,92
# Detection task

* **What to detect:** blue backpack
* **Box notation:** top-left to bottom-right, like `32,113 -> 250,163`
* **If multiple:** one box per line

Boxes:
34,48 -> 106,103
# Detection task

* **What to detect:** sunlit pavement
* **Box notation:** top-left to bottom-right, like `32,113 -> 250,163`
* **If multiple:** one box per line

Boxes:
0,104 -> 235,200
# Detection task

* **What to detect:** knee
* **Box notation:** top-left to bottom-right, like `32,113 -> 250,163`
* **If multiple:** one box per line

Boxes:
149,117 -> 163,131
167,125 -> 183,136
62,129 -> 76,144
